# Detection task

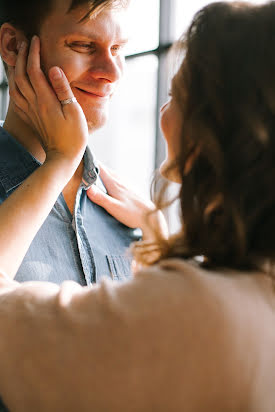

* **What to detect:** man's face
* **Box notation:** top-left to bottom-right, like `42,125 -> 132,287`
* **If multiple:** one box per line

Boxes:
39,0 -> 128,132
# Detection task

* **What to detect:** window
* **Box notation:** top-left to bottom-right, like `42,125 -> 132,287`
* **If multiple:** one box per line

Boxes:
0,63 -> 8,120
0,0 -> 269,230
91,0 -> 268,231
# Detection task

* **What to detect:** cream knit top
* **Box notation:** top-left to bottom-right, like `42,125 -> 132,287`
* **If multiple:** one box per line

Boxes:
0,259 -> 274,411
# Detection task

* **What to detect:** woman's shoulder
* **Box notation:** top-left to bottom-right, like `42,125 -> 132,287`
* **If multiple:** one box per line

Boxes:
138,257 -> 275,300
127,259 -> 275,409
134,257 -> 275,334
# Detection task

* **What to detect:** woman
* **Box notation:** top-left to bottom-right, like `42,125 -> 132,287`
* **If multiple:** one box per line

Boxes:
0,1 -> 274,411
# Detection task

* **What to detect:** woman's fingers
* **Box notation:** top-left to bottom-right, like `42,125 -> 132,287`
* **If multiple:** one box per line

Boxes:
25,36 -> 80,124
26,37 -> 58,107
15,35 -> 78,118
8,67 -> 29,114
87,185 -> 114,209
9,66 -> 47,135
87,185 -> 133,226
14,41 -> 35,102
10,34 -> 88,163
87,184 -> 145,229
13,102 -> 34,127
97,163 -> 126,197
14,36 -> 59,122
27,36 -> 75,109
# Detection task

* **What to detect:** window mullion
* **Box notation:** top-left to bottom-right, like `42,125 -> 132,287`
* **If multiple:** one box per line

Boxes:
155,0 -> 175,169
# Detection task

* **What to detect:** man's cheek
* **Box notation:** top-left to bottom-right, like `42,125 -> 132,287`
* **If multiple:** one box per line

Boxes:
40,47 -> 83,83
39,57 -> 49,80
57,58 -> 86,84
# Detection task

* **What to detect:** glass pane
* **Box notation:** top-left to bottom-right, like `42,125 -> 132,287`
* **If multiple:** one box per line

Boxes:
173,0 -> 269,41
90,55 -> 158,198
124,0 -> 160,56
0,62 -> 8,120
173,0 -> 211,40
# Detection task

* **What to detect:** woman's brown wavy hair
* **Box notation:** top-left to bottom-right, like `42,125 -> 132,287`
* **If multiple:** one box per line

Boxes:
133,1 -> 275,271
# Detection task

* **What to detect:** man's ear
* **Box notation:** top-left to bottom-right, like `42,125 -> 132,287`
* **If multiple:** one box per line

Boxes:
0,23 -> 26,68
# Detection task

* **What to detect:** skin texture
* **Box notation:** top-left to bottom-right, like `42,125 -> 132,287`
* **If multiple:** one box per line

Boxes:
38,2 -> 128,131
0,34 -> 167,276
159,96 -> 182,183
0,0 -> 128,212
0,0 -> 128,162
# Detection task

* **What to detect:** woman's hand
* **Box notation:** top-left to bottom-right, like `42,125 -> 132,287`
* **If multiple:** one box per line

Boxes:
87,164 -> 168,241
8,35 -> 88,169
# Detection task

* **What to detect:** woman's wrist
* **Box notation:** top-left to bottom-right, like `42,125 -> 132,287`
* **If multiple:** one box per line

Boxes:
45,148 -> 83,166
43,150 -> 83,180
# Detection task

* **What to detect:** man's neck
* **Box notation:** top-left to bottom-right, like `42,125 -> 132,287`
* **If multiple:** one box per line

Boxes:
3,103 -> 46,163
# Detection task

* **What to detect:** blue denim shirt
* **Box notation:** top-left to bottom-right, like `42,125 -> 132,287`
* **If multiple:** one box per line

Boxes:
0,126 -> 140,285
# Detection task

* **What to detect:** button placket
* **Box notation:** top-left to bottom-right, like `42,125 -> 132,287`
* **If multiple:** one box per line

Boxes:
73,187 -> 97,284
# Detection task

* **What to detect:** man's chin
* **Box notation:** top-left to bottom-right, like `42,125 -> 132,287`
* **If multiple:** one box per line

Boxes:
84,111 -> 108,133
86,120 -> 103,133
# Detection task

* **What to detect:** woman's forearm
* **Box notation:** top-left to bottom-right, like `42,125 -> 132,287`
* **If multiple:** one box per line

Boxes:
0,157 -> 76,279
0,37 -> 90,279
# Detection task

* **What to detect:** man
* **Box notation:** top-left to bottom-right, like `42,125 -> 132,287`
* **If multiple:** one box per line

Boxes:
0,0 -> 137,285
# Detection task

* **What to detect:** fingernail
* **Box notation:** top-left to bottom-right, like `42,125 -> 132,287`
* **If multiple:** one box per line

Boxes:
20,41 -> 26,51
51,67 -> 62,80
32,35 -> 38,42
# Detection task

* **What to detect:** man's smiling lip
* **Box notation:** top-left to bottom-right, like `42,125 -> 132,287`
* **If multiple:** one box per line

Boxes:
75,87 -> 110,99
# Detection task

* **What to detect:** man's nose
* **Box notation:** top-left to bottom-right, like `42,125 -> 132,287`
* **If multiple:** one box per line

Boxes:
89,51 -> 123,83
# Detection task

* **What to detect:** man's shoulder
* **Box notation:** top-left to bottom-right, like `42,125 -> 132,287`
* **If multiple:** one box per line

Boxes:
0,125 -> 40,196
0,124 -> 23,162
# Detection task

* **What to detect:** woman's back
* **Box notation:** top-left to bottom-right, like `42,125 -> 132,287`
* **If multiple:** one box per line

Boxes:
0,259 -> 274,411
138,259 -> 275,411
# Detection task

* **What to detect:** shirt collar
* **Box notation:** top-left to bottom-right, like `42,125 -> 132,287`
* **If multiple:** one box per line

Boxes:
0,125 -> 99,194
82,146 -> 99,189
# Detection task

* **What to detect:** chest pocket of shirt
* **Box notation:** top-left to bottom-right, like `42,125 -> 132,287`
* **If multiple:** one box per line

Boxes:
106,255 -> 133,281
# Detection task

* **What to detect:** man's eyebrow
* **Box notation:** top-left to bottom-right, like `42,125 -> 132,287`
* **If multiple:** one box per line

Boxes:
66,32 -> 129,44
